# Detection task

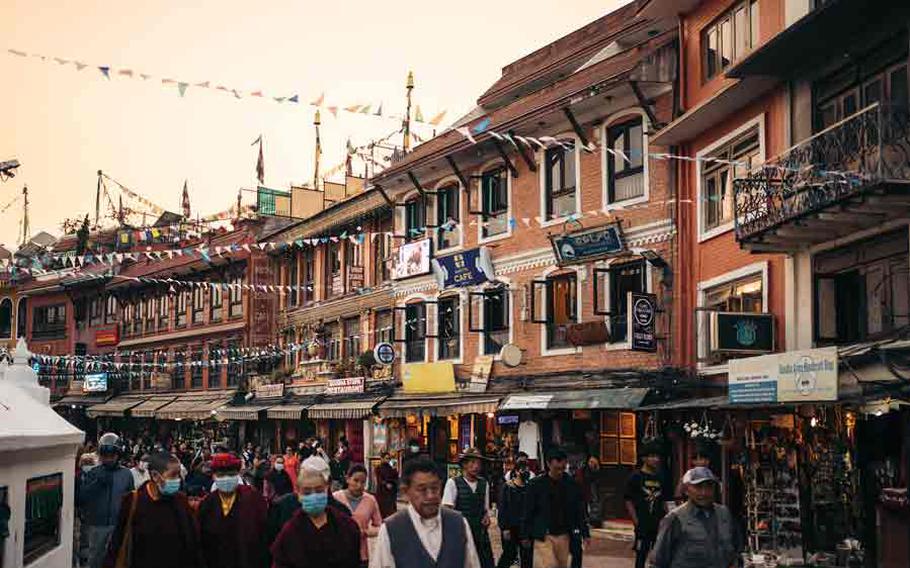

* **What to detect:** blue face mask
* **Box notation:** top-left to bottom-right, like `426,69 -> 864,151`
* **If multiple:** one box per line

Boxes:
214,476 -> 239,493
161,478 -> 181,496
299,492 -> 328,515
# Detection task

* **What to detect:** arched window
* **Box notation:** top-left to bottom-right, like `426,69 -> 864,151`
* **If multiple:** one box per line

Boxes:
16,298 -> 27,338
0,298 -> 12,339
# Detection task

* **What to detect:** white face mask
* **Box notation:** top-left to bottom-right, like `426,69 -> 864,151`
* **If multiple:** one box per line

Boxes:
137,461 -> 148,472
275,463 -> 285,471
81,465 -> 95,473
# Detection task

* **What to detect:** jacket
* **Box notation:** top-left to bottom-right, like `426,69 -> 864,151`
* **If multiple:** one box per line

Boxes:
497,480 -> 529,532
651,502 -> 738,568
77,464 -> 134,526
521,473 -> 589,541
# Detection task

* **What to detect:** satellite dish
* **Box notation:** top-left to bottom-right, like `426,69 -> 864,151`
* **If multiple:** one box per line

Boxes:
500,343 -> 523,368
477,247 -> 496,282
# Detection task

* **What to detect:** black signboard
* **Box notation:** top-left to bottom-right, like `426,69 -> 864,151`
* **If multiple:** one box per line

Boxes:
711,312 -> 774,354
629,292 -> 657,352
550,223 -> 625,265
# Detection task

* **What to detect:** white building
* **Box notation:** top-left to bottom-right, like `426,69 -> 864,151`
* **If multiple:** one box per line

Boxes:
1,339 -> 83,568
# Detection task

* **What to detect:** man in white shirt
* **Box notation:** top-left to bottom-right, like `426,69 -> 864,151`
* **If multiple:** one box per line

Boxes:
130,454 -> 151,488
371,458 -> 481,568
442,448 -> 494,568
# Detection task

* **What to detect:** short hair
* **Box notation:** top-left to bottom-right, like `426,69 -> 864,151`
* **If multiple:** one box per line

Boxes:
347,464 -> 368,477
301,456 -> 331,482
401,458 -> 441,486
147,451 -> 176,475
546,448 -> 568,462
298,466 -> 328,486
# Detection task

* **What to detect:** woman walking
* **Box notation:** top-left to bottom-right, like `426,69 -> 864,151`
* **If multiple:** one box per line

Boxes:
333,465 -> 382,568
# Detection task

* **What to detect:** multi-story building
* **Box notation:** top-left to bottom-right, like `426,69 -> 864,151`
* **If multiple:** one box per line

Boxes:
643,0 -> 910,562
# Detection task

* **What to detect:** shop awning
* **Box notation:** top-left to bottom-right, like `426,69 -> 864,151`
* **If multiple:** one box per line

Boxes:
130,396 -> 178,418
267,404 -> 309,420
54,394 -> 109,408
378,393 -> 502,418
156,397 -> 232,421
216,405 -> 273,421
499,388 -> 649,411
86,396 -> 147,418
307,397 -> 385,420
637,395 -> 728,411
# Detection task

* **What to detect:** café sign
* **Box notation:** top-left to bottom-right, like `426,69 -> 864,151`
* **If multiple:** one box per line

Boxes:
728,347 -> 838,404
550,222 -> 624,265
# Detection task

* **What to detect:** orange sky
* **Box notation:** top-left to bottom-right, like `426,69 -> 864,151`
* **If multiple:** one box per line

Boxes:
1,0 -> 626,248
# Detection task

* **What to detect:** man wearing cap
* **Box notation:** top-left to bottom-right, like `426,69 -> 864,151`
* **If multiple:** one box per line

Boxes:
651,467 -> 740,568
198,453 -> 270,568
78,433 -> 134,568
443,448 -> 495,568
624,440 -> 667,568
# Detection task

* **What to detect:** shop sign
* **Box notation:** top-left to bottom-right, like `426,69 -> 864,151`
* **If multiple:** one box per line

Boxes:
432,247 -> 493,289
497,414 -> 519,425
711,312 -> 774,354
402,361 -> 455,393
348,265 -> 365,291
326,377 -> 365,395
373,342 -> 396,366
468,356 -> 493,393
728,347 -> 838,404
393,238 -> 432,280
95,325 -> 119,347
83,373 -> 108,393
255,383 -> 285,399
150,373 -> 171,390
630,292 -> 658,352
68,380 -> 85,395
550,222 -> 624,265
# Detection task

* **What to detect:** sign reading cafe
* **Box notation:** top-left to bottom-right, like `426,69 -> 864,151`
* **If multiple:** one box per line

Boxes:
728,347 -> 838,404
550,222 -> 624,265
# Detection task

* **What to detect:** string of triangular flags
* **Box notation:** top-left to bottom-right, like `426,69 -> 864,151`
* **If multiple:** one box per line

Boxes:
6,48 -> 447,126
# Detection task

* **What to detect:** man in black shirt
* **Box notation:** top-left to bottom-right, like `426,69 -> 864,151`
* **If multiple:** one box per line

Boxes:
624,441 -> 666,568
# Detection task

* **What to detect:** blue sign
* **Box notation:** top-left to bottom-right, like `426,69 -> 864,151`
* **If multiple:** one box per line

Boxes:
433,248 -> 491,288
550,223 -> 624,265
729,380 -> 777,404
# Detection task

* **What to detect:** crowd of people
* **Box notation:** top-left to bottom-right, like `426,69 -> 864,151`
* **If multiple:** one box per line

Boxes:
73,432 -> 738,568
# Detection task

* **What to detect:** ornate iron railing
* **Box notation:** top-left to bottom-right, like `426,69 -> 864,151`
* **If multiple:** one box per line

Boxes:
733,104 -> 910,242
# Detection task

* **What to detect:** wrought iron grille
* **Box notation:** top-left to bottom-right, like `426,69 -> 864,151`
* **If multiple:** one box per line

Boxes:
733,103 -> 910,242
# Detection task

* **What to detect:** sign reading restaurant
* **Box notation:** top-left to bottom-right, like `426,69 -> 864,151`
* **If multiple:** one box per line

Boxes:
728,347 -> 838,404
550,222 -> 624,265
326,377 -> 365,395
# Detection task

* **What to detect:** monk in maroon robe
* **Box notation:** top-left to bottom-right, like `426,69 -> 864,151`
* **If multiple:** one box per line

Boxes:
374,451 -> 399,519
198,453 -> 270,568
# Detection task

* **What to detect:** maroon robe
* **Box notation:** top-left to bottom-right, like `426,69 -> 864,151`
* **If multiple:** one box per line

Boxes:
198,485 -> 269,568
374,462 -> 399,518
103,483 -> 202,568
270,507 -> 360,568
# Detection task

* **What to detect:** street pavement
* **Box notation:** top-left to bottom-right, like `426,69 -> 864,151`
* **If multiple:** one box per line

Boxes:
488,524 -> 635,568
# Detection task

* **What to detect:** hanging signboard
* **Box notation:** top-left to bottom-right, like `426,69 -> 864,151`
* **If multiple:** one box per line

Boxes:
373,342 -> 396,366
95,326 -> 119,347
468,356 -> 494,393
629,292 -> 658,352
432,247 -> 494,289
402,362 -> 455,393
394,238 -> 432,279
82,373 -> 108,393
711,312 -> 774,354
255,383 -> 285,399
326,377 -> 365,395
550,223 -> 624,265
728,347 -> 838,404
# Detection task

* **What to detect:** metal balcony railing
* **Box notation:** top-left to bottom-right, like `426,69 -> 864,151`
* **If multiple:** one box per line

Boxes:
733,103 -> 910,243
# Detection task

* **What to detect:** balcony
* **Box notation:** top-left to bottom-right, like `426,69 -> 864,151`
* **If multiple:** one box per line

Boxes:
733,104 -> 910,252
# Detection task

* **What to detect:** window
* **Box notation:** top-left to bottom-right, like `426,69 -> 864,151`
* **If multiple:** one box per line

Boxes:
373,234 -> 391,285
480,288 -> 510,356
17,298 -> 28,338
89,297 -> 103,327
599,412 -> 637,465
229,274 -> 243,318
404,303 -> 427,362
209,342 -> 224,388
288,254 -> 299,308
607,261 -> 647,343
132,299 -> 143,335
702,126 -> 760,232
0,298 -> 11,339
190,347 -> 204,388
32,304 -> 66,340
544,142 -> 577,220
192,285 -> 205,324
176,289 -> 188,327
227,341 -> 242,387
481,168 -> 509,239
141,351 -> 153,390
816,62 -> 909,129
210,284 -> 223,322
607,118 -> 645,203
302,249 -> 315,305
104,295 -> 117,325
815,230 -> 909,344
535,273 -> 578,350
437,296 -> 460,360
157,294 -> 170,331
436,184 -> 460,250
173,350 -> 186,389
345,239 -> 364,294
326,242 -> 341,299
24,473 -> 62,565
702,0 -> 759,80
404,198 -> 426,242
143,297 -> 154,333
375,309 -> 394,345
323,321 -> 341,362
343,317 -> 361,359
705,273 -> 764,313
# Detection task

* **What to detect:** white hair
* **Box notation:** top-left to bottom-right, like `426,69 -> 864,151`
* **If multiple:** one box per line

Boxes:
300,455 -> 331,483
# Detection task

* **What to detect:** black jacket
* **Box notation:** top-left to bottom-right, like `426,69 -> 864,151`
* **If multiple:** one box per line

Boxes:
77,465 -> 135,526
497,480 -> 529,532
521,473 -> 589,541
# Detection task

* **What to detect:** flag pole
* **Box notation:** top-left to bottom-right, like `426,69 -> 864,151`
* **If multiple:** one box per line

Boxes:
313,110 -> 322,189
403,71 -> 414,152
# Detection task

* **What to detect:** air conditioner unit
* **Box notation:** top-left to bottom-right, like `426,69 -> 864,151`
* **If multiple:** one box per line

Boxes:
709,312 -> 775,355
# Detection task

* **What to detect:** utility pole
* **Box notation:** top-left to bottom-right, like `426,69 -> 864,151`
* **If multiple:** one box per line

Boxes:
21,185 -> 29,247
95,170 -> 103,228
313,109 -> 321,189
403,71 -> 414,152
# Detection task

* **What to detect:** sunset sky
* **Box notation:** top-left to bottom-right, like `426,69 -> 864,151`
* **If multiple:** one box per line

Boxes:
1,0 -> 626,248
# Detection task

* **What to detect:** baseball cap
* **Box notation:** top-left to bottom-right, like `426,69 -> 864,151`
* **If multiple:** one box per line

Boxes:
682,466 -> 718,485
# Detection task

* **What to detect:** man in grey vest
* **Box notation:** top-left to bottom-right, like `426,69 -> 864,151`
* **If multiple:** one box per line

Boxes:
651,467 -> 740,568
371,458 -> 481,568
443,448 -> 494,568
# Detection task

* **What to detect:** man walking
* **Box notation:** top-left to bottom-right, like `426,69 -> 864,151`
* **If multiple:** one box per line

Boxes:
624,441 -> 667,568
522,449 -> 588,568
651,467 -> 740,568
198,453 -> 269,568
78,433 -> 134,568
496,459 -> 532,568
371,457 -> 481,568
443,448 -> 494,568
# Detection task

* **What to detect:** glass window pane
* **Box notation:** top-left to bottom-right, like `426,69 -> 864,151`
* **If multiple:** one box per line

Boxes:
706,28 -> 718,78
612,135 -> 626,173
842,91 -> 858,118
750,1 -> 760,47
720,18 -> 733,69
629,124 -> 643,168
735,7 -> 748,59
890,65 -> 909,108
864,78 -> 883,106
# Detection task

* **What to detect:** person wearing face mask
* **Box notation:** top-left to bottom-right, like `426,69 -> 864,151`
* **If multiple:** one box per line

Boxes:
103,451 -> 202,568
270,462 -> 361,568
265,455 -> 295,501
374,450 -> 399,519
198,453 -> 269,568
129,454 -> 151,489
333,464 -> 382,568
496,460 -> 532,568
78,433 -> 134,568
